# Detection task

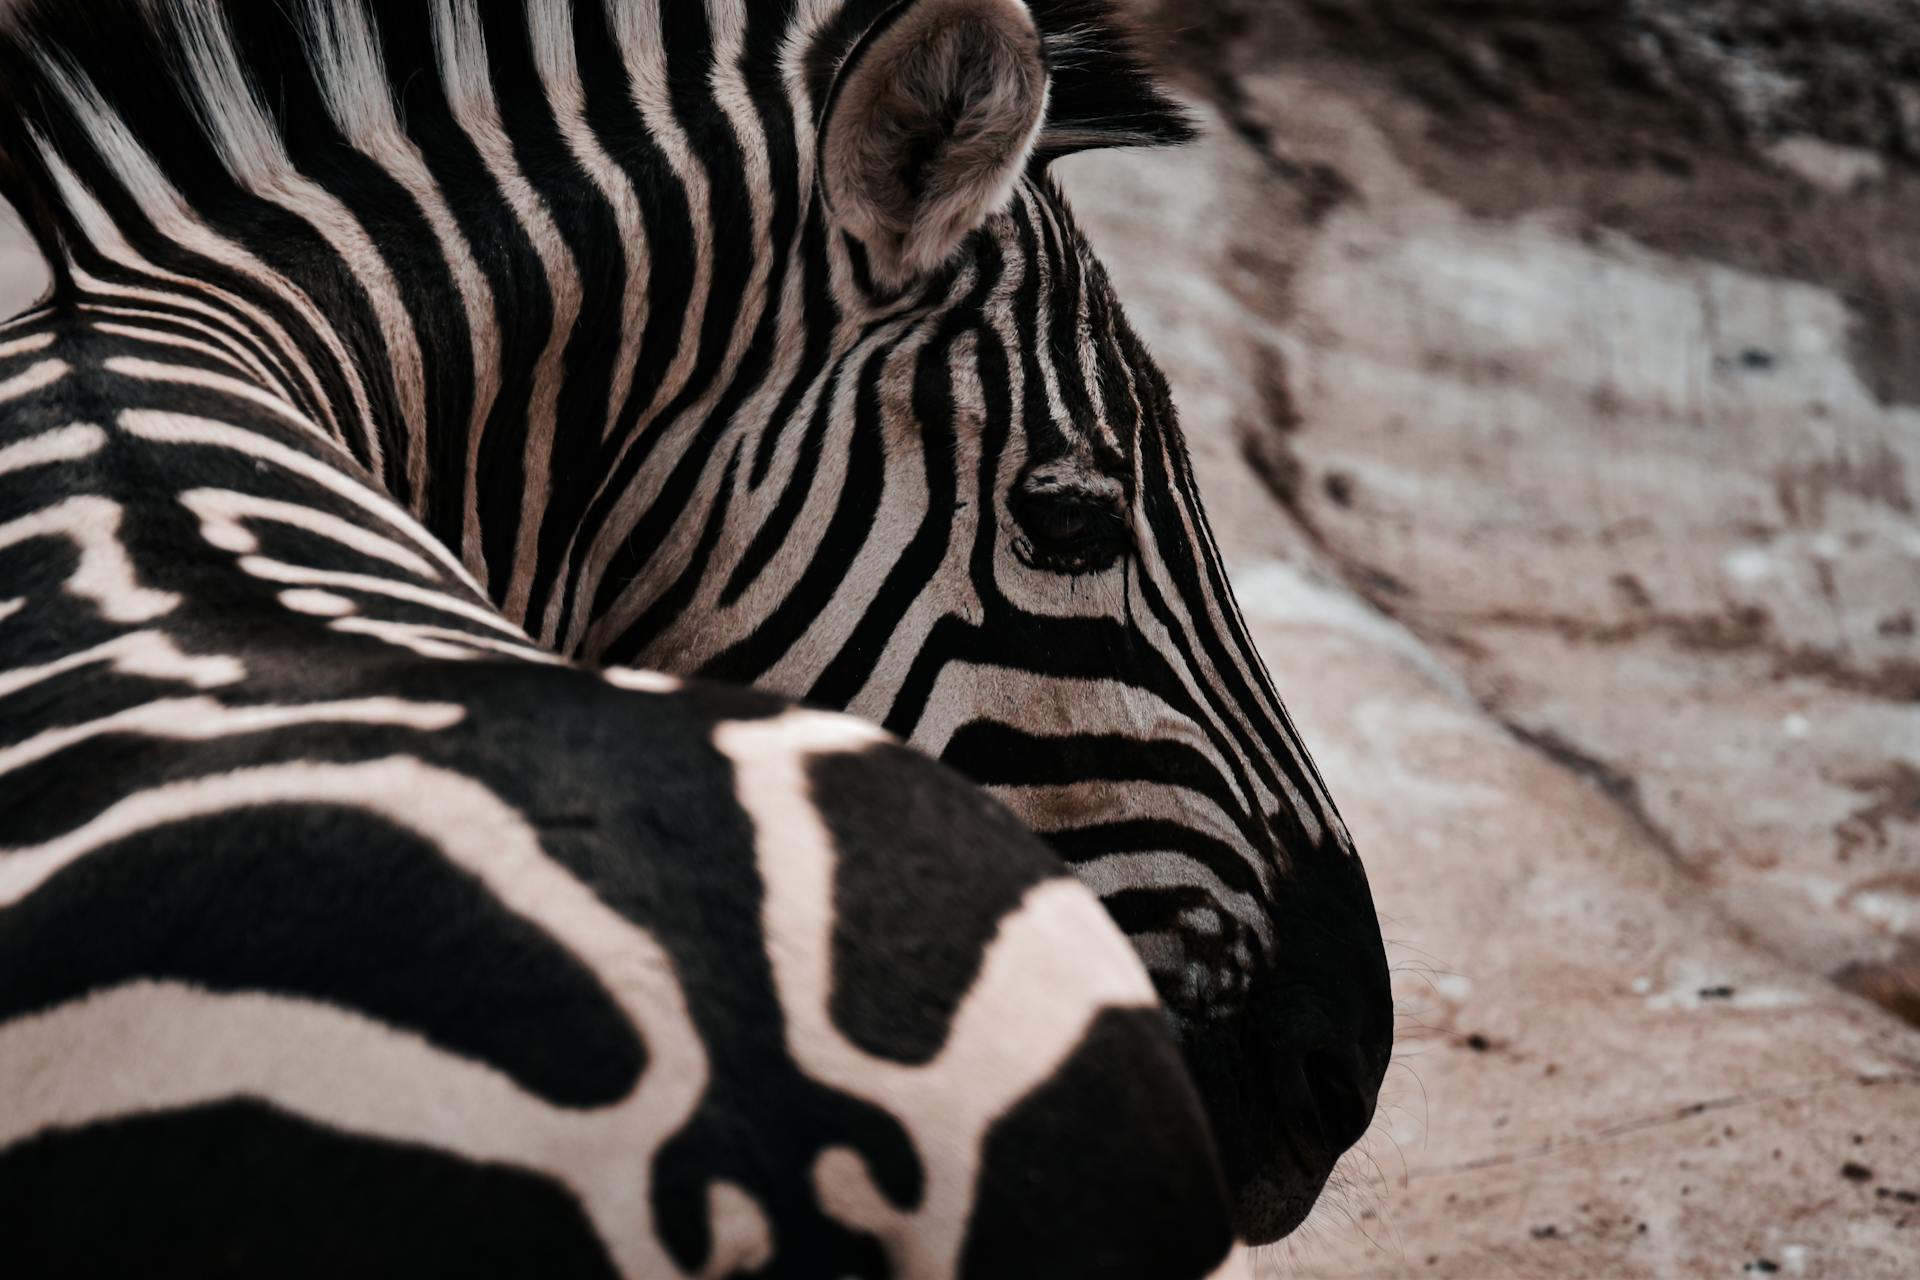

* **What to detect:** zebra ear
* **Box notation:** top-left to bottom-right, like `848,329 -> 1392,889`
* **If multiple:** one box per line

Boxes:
821,0 -> 1047,291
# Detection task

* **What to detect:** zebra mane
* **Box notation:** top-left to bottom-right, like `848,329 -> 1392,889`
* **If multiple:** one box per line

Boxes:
1025,0 -> 1196,159
0,0 -> 1191,273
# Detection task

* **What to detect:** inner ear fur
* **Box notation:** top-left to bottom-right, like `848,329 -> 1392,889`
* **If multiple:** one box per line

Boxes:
822,0 -> 1047,291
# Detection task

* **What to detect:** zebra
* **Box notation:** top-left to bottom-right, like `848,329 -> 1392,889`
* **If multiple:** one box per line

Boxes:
0,44 -> 1252,1280
0,0 -> 1393,1245
0,413 -> 1249,1280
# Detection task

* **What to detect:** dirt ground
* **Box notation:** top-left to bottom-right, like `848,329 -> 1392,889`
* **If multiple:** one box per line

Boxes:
3,5 -> 1918,1273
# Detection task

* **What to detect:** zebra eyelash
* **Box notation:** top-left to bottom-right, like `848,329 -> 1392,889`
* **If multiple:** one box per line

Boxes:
1010,503 -> 1132,576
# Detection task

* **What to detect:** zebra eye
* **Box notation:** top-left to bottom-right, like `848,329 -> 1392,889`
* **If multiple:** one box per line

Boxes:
1011,490 -> 1130,575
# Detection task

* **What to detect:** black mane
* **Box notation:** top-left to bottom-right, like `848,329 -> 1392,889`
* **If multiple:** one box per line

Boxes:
1027,0 -> 1196,159
0,0 -> 1193,295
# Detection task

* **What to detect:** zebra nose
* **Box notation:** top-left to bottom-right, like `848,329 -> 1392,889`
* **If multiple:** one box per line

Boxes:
1299,1046 -> 1377,1154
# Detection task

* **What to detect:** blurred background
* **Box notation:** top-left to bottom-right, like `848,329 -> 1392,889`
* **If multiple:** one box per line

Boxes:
4,2 -> 1916,1275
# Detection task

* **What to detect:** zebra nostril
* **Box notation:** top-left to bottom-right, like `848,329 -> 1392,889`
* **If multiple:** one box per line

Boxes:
1300,1047 -> 1375,1154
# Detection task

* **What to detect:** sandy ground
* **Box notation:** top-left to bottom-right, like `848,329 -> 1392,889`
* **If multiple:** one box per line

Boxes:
4,15 -> 1918,1272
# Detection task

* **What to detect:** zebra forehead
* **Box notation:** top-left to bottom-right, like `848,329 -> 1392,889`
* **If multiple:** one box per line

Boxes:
963,191 -> 1161,460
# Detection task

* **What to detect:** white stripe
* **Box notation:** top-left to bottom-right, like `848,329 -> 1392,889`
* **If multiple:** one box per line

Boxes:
904,663 -> 1256,820
90,321 -> 262,381
1141,534 -> 1327,846
0,422 -> 105,477
327,617 -> 563,665
306,0 -> 502,584
118,411 -> 479,594
0,696 -> 462,781
104,356 -> 344,453
0,631 -> 243,702
1074,849 -> 1275,949
0,359 -> 68,405
235,556 -> 529,639
0,496 -> 180,624
178,488 -> 441,579
170,4 -> 420,488
525,4 -> 649,446
0,756 -> 708,1280
279,589 -> 357,617
602,667 -> 683,694
999,776 -> 1253,860
558,0 -> 717,649
0,331 -> 55,362
79,299 -> 287,394
574,308 -> 922,660
35,93 -> 363,448
432,0 -> 581,624
715,711 -> 1156,1278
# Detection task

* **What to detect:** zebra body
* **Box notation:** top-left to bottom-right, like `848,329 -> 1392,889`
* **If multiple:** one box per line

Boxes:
0,312 -> 1243,1274
1,0 -> 1392,1246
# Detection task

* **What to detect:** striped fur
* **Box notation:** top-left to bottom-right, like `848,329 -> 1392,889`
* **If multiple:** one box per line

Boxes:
0,0 -> 1390,1241
0,288 -> 1243,1275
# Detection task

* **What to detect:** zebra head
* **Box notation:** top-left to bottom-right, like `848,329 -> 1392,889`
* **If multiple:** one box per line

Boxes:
0,0 -> 1390,1243
575,0 -> 1394,1240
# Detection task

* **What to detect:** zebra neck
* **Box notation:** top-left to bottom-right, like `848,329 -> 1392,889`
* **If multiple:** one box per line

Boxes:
1,0 -> 871,631
3,0 -> 1195,644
